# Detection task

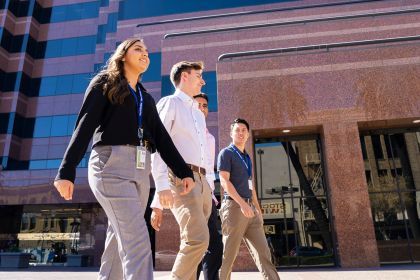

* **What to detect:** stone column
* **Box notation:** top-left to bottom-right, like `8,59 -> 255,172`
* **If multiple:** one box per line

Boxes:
322,122 -> 379,267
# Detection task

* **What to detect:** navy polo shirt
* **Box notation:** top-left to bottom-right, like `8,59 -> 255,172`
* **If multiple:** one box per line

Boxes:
217,144 -> 252,199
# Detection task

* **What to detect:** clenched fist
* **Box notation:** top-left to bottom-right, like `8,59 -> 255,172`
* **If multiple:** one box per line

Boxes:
54,179 -> 74,200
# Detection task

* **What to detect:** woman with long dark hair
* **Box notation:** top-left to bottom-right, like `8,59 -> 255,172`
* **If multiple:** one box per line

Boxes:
54,38 -> 194,279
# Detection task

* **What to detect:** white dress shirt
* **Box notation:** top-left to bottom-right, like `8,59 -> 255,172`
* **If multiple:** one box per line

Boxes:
151,90 -> 217,209
151,89 -> 209,192
205,128 -> 216,192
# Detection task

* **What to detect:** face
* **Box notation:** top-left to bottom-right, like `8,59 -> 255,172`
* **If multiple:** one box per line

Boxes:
230,123 -> 249,146
195,96 -> 208,118
182,69 -> 205,95
123,41 -> 150,74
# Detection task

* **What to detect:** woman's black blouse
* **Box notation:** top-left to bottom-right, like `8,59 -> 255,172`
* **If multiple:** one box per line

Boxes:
55,75 -> 193,183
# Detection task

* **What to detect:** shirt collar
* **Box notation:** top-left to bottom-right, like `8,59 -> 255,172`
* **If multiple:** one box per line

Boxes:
137,82 -> 148,93
174,89 -> 198,108
229,143 -> 247,156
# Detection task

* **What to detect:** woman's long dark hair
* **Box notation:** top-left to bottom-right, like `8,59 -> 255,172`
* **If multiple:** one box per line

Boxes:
97,38 -> 142,104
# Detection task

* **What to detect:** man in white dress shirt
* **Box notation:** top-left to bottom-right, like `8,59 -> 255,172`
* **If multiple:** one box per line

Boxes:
151,93 -> 223,280
151,61 -> 213,280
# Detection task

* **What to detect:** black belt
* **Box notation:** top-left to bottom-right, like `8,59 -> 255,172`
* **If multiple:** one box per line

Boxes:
224,196 -> 252,204
187,164 -> 206,175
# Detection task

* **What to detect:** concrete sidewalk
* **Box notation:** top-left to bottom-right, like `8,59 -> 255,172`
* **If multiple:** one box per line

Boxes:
0,265 -> 419,280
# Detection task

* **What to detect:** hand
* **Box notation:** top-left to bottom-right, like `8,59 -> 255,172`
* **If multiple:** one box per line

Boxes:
158,190 -> 174,209
151,208 -> 163,231
54,179 -> 74,200
240,202 -> 255,218
180,177 -> 195,195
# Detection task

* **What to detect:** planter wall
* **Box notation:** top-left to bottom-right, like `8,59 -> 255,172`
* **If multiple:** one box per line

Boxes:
0,253 -> 31,268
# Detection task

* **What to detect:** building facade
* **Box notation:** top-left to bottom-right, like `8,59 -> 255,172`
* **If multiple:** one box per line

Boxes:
0,0 -> 419,270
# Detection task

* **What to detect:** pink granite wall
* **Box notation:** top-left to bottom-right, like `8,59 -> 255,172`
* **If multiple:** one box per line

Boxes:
216,42 -> 420,268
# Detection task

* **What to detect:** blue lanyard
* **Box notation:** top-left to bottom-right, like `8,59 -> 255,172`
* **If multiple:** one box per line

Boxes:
128,84 -> 144,141
229,144 -> 252,178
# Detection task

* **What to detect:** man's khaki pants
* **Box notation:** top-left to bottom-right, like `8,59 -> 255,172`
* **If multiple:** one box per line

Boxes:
170,171 -> 212,280
219,199 -> 280,280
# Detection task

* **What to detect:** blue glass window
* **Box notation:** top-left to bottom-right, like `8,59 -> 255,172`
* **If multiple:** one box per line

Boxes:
142,52 -> 161,83
97,25 -> 106,44
32,2 -> 52,24
39,76 -> 57,96
201,72 -> 218,112
29,157 -> 89,170
33,117 -> 52,137
76,36 -> 96,54
0,113 -> 11,134
45,40 -> 61,58
57,75 -> 73,94
72,73 -> 91,93
50,1 -> 99,23
20,73 -> 41,97
45,36 -> 96,58
12,114 -> 35,138
80,2 -> 100,19
39,73 -> 90,96
120,0 -> 294,20
0,28 -> 24,53
50,115 -> 68,137
7,0 -> 30,17
46,159 -> 61,169
61,37 -> 78,56
0,71 -> 17,92
100,0 -> 110,7
33,115 -> 77,137
67,115 -> 77,135
106,13 -> 118,32
29,159 -> 63,169
29,160 -> 47,170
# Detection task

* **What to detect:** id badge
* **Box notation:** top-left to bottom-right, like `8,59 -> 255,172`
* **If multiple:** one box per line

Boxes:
248,179 -> 253,190
136,146 -> 147,169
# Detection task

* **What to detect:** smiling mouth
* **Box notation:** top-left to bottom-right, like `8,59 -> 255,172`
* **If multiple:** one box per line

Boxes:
139,59 -> 148,63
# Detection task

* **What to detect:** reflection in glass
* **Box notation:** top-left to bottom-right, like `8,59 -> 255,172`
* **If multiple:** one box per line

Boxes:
362,130 -> 420,264
0,204 -> 105,265
401,191 -> 420,262
255,136 -> 334,267
370,192 -> 411,263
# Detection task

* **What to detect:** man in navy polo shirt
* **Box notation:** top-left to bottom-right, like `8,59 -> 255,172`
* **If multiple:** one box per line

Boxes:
217,118 -> 279,280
